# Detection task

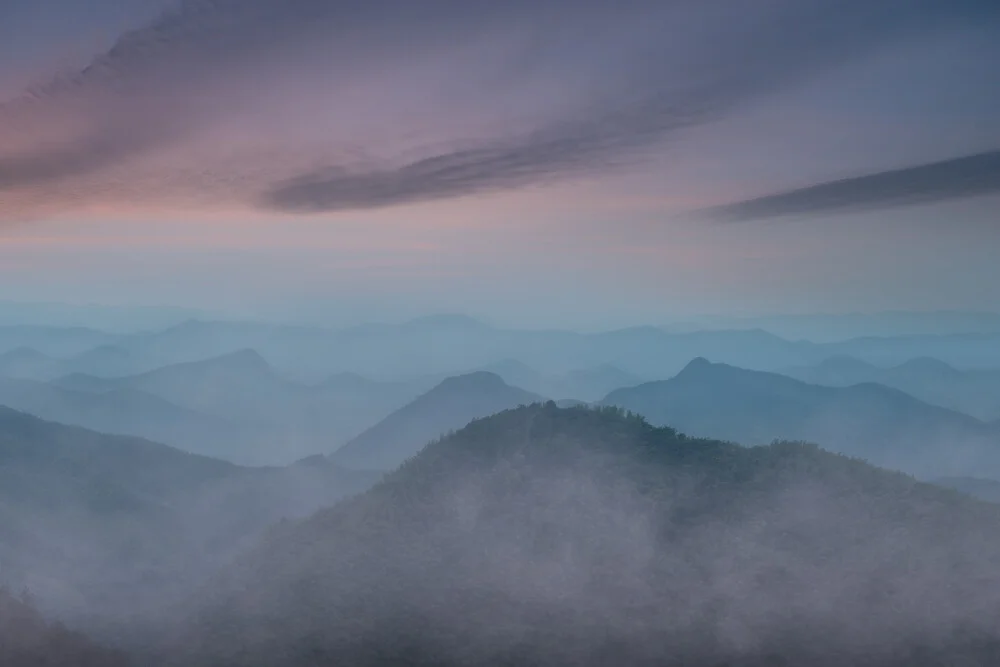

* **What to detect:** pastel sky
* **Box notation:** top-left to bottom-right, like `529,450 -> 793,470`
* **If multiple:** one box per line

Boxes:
1,0 -> 998,328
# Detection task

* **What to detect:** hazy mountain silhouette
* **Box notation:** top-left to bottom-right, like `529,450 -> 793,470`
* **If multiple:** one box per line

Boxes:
680,310 -> 1000,342
101,349 -> 289,421
0,407 -> 379,634
7,319 -> 1000,390
825,332 -> 1000,369
114,320 -> 279,368
0,326 -> 117,358
169,404 -> 1000,667
0,347 -> 56,380
52,350 -> 417,464
0,376 -> 253,461
783,355 -> 1000,421
64,345 -> 137,378
92,316 -> 819,380
330,372 -> 543,470
0,345 -> 146,383
603,358 -> 1000,479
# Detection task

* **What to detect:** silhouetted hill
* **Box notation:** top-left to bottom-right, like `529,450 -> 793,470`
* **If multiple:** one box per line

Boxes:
783,355 -> 1000,421
114,320 -> 276,368
0,408 -> 379,634
826,332 -> 1000,369
0,346 -> 147,382
603,358 -> 1000,479
102,317 -> 823,381
50,373 -> 122,393
170,404 -> 1000,667
0,326 -> 117,358
0,347 -> 56,380
330,372 -> 543,470
0,376 -> 253,462
0,587 -> 127,667
51,351 -> 415,464
0,346 -> 150,383
681,310 -> 1000,342
122,349 -> 282,411
9,319 -> 1000,388
67,345 -> 137,378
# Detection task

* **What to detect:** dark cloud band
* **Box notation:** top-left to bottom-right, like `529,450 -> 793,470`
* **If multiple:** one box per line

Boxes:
702,151 -> 1000,222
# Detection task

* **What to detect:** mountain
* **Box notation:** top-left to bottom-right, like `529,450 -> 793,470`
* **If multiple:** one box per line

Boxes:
330,372 -> 543,470
825,332 -> 1000,369
0,407 -> 379,635
114,319 -> 282,369
0,376 -> 253,462
102,317 -> 822,380
0,347 -> 57,380
51,350 -> 417,464
0,345 -> 147,382
64,345 -> 138,378
8,318 -> 1000,388
783,355 -> 1000,421
101,349 -> 291,423
0,345 -> 151,382
167,404 -> 1000,667
679,310 -> 1000,342
603,358 -> 1000,479
0,326 -> 118,358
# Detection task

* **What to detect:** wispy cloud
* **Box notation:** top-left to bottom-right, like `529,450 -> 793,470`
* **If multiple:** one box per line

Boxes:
0,0 -> 997,220
262,97 -> 713,213
700,150 -> 1000,222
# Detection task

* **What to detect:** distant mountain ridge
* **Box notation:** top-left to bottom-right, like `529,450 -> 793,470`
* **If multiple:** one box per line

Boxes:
0,375 -> 250,462
782,355 -> 1000,421
48,350 -> 421,464
330,371 -> 544,470
6,317 -> 1000,386
603,358 -> 1000,479
0,345 -> 139,381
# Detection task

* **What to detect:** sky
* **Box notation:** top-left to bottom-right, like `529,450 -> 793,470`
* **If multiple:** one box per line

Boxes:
0,0 -> 998,329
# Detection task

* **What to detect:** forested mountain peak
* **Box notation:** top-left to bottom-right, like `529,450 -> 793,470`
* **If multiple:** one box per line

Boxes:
177,404 -> 1000,667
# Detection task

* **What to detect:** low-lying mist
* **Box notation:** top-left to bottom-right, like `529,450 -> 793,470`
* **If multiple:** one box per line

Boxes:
154,405 -> 1000,666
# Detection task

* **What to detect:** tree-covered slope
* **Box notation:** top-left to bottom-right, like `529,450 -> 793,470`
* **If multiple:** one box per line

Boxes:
173,404 -> 1000,667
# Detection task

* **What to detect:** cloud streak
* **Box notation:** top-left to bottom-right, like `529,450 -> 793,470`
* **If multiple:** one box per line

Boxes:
0,0 -> 997,219
262,98 -> 712,213
700,150 -> 1000,222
